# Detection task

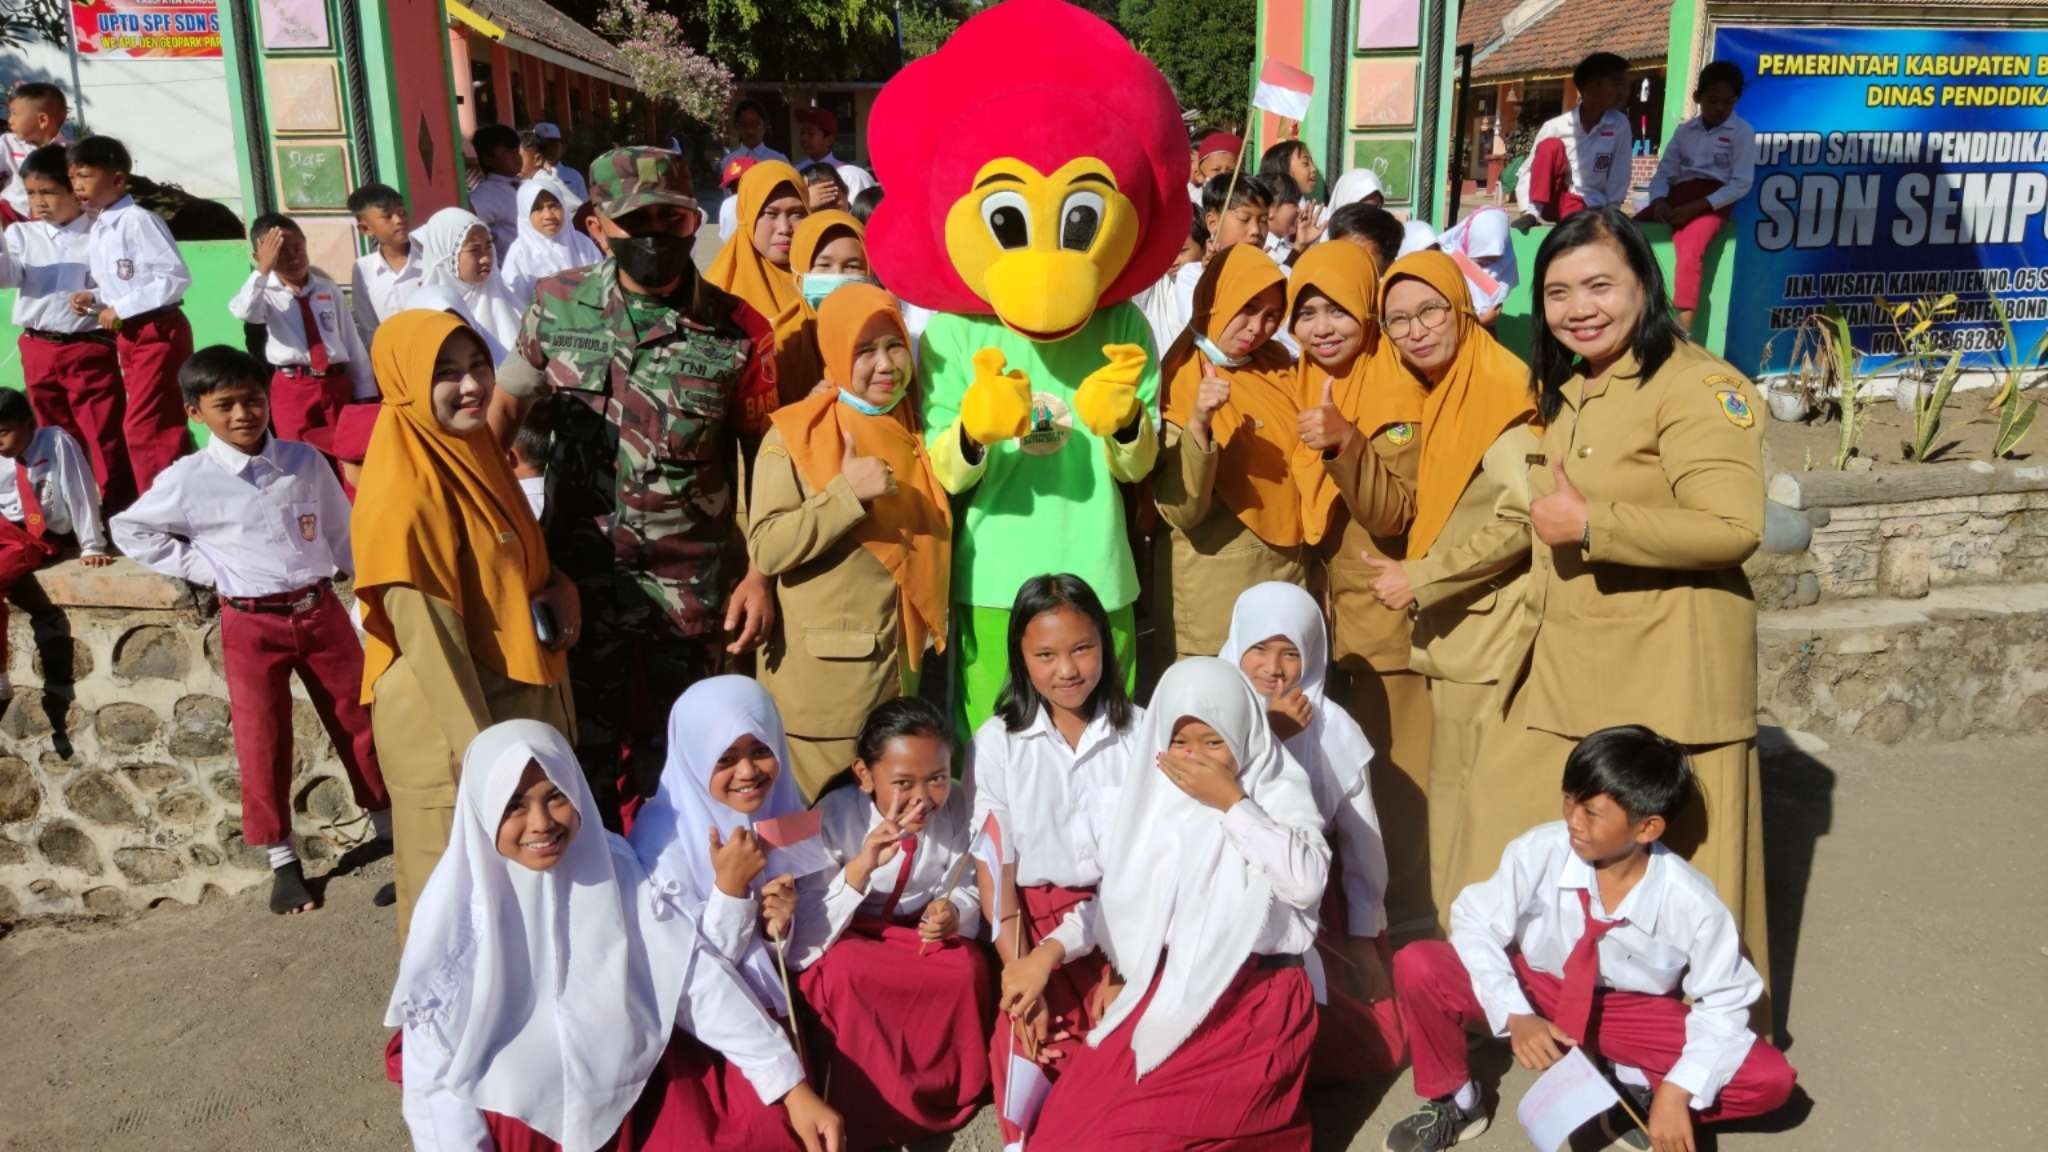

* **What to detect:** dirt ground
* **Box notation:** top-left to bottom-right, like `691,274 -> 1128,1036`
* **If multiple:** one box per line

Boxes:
4,730 -> 2046,1152
1760,388 -> 2032,471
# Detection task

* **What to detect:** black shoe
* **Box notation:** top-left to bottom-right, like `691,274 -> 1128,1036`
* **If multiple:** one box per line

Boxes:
269,862 -> 317,914
372,882 -> 397,907
1599,1080 -> 1654,1150
1383,1097 -> 1489,1152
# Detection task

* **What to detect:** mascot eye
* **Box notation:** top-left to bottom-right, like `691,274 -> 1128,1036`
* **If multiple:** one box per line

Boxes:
980,191 -> 1032,250
1059,190 -> 1106,251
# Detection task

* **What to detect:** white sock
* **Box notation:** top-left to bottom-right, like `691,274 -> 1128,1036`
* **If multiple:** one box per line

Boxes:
267,843 -> 298,870
1614,1063 -> 1651,1088
1452,1080 -> 1480,1113
368,808 -> 393,841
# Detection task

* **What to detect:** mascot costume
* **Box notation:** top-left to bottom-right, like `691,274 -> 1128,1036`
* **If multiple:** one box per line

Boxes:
867,0 -> 1191,733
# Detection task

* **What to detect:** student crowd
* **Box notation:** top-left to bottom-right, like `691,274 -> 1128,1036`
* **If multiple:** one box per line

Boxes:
0,47 -> 1790,1152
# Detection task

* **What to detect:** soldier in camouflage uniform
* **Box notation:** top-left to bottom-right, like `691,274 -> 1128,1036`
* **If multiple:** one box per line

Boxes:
495,147 -> 780,825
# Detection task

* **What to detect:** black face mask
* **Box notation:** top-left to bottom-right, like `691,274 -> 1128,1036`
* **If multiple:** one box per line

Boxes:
611,232 -> 694,290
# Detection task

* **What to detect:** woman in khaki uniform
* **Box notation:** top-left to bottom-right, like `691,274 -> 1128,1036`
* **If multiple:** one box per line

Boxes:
1452,208 -> 1770,986
1153,244 -> 1317,662
1289,241 -> 1436,938
353,311 -> 575,939
1349,251 -> 1539,923
748,284 -> 951,798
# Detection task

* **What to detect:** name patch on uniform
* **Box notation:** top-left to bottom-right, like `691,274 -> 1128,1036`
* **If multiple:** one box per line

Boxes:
1385,422 -> 1415,446
1716,389 -> 1755,428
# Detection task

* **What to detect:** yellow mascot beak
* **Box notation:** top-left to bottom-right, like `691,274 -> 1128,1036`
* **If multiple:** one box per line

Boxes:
944,157 -> 1140,342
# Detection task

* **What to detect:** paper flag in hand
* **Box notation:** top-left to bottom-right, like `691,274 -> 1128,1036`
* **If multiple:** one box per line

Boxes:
1253,60 -> 1315,122
753,811 -> 834,880
969,812 -> 1005,931
1516,1047 -> 1623,1152
1003,1050 -> 1052,1133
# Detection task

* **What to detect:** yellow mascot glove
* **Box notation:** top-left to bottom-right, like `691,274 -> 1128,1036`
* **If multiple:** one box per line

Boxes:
1073,343 -> 1149,438
958,348 -> 1034,445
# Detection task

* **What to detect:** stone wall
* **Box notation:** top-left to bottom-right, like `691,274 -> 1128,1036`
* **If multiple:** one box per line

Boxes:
1,561 -> 371,926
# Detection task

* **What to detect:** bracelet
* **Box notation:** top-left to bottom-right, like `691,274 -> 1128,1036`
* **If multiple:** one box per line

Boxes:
1580,518 -> 1592,552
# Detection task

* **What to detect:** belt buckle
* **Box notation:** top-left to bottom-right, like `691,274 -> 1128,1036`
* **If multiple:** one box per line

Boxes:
291,589 -> 318,613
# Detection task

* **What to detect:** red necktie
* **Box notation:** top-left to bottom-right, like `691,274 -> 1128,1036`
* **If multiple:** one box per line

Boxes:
877,833 -> 919,922
1555,888 -> 1625,1053
294,290 -> 330,374
14,459 -> 47,540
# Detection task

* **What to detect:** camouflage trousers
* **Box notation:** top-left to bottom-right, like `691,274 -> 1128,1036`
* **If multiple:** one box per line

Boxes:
569,574 -> 724,831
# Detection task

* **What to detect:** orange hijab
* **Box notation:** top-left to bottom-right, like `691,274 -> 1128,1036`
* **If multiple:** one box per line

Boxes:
354,311 -> 564,702
766,284 -> 951,669
706,160 -> 806,325
1288,242 -> 1423,543
1381,250 -> 1536,556
1160,245 -> 1316,548
773,210 -> 866,404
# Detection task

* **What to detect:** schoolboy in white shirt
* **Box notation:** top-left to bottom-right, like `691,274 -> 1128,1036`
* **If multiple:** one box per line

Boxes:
0,142 -> 132,509
67,135 -> 195,496
2,83 -> 69,226
1641,61 -> 1756,330
347,182 -> 421,343
0,390 -> 110,699
467,123 -> 523,259
111,346 -> 390,917
1383,725 -> 1796,1152
1515,52 -> 1634,225
229,213 -> 377,448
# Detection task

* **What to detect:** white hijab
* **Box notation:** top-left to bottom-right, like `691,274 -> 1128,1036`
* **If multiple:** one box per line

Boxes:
386,720 -> 691,1152
1217,582 -> 1373,826
1092,657 -> 1322,1077
1398,218 -> 1439,258
417,207 -> 525,364
628,675 -> 809,1013
500,174 -> 603,310
1327,168 -> 1384,212
1439,206 -> 1519,311
402,282 -> 508,366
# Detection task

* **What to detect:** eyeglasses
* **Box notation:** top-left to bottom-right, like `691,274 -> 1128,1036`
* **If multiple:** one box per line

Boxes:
1384,301 -> 1453,340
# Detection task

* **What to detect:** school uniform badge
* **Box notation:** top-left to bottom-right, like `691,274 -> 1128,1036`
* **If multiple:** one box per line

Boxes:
116,258 -> 135,281
1385,422 -> 1415,446
1716,390 -> 1754,428
298,513 -> 318,541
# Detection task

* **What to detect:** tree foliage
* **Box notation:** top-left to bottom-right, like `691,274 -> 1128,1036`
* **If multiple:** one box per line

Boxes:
597,0 -> 735,125
0,0 -> 66,48
1130,0 -> 1255,126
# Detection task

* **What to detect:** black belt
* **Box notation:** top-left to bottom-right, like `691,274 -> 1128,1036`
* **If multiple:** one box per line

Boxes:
1256,952 -> 1306,971
118,304 -> 183,331
24,328 -> 116,346
277,364 -> 347,378
220,579 -> 331,616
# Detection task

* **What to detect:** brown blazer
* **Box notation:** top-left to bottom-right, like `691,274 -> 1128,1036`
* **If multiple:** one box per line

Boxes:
1152,421 -> 1311,660
1408,424 -> 1540,686
1519,342 -> 1764,746
746,426 -> 903,739
1320,424 -> 1420,673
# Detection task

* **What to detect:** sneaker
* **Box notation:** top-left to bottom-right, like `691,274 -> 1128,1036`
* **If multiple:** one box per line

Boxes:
1384,1098 -> 1490,1152
1599,1081 -> 1653,1150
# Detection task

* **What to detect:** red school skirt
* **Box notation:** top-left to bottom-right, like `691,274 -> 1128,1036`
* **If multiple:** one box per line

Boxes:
1307,838 -> 1407,1085
796,915 -> 996,1150
1028,954 -> 1318,1151
991,883 -> 1114,1144
385,1028 -> 804,1152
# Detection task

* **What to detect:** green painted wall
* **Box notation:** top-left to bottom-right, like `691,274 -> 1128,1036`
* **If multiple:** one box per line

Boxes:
1492,222 -> 1734,363
1663,0 -> 1703,143
0,241 -> 257,443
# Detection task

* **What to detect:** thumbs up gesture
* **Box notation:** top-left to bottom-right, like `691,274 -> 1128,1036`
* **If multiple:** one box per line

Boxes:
1296,377 -> 1355,454
1530,456 -> 1591,547
959,348 -> 1034,446
840,428 -> 894,504
1074,343 -> 1149,438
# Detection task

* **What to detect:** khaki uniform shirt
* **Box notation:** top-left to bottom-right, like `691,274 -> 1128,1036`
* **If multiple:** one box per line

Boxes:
1321,424 -> 1420,672
1408,424 -> 1541,686
1520,343 -> 1764,745
1153,421 -> 1311,660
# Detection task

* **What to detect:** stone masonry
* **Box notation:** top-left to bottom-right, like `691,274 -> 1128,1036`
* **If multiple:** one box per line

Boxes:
1,560 -> 372,926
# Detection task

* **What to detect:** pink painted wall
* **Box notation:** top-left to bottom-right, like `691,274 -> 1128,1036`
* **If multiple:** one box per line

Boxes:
384,0 -> 463,216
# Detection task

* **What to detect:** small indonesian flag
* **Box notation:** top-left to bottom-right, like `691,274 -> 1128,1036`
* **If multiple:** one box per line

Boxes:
753,810 -> 833,880
969,812 -> 1006,931
1253,60 -> 1316,122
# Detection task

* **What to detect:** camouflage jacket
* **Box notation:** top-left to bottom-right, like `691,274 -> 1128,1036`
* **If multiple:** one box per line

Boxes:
514,258 -> 777,636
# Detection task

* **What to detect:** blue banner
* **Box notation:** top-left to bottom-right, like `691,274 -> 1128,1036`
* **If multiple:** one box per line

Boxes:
1714,25 -> 2048,375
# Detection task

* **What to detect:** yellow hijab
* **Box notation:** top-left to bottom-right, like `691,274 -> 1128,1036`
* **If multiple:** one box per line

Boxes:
354,311 -> 564,702
706,161 -> 806,326
1381,250 -> 1536,556
1287,242 -> 1424,543
767,284 -> 951,669
1159,245 -> 1317,548
773,210 -> 867,406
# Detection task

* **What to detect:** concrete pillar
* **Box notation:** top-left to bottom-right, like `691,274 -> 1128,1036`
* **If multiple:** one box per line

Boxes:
490,40 -> 515,128
449,28 -> 477,140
